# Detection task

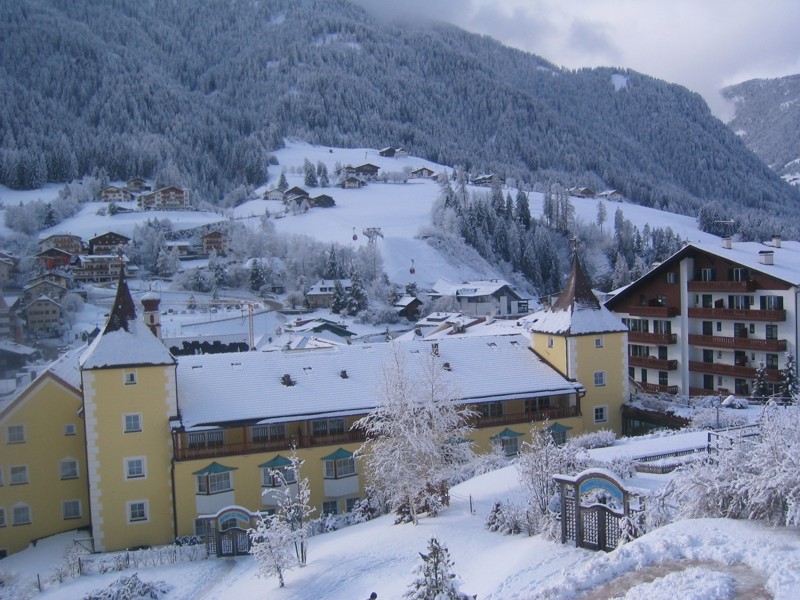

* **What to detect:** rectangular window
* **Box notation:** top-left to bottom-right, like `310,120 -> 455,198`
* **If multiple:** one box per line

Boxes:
324,457 -> 355,479
594,337 -> 604,348
594,405 -> 608,424
500,437 -> 519,456
125,457 -> 146,480
127,501 -> 148,523
767,353 -> 779,369
731,267 -> 749,282
10,466 -> 28,485
766,324 -> 778,340
63,500 -> 81,520
7,425 -> 24,444
124,413 -> 142,433
12,505 -> 31,526
0,507 -> 5,527
547,336 -> 554,348
252,424 -> 286,442
322,500 -> 338,516
653,320 -> 672,335
194,518 -> 207,539
188,430 -> 224,448
478,402 -> 503,418
626,318 -> 649,333
262,466 -> 296,487
629,345 -> 649,358
593,371 -> 606,387
312,419 -> 345,438
346,497 -> 360,513
196,472 -> 232,494
760,295 -> 784,310
123,370 -> 137,385
666,272 -> 676,284
729,295 -> 750,310
700,268 -> 715,281
64,424 -> 76,436
659,371 -> 669,387
60,459 -> 79,480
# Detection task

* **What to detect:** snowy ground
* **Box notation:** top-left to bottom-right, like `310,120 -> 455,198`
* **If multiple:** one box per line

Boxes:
3,456 -> 799,600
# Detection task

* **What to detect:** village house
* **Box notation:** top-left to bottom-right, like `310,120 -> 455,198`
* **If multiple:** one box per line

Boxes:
0,256 -> 627,557
0,255 -> 16,285
164,240 -> 193,256
340,175 -> 365,189
71,255 -> 129,283
126,177 -> 150,192
310,194 -> 335,208
38,234 -> 83,256
410,167 -> 435,179
606,237 -> 800,400
378,147 -> 396,157
202,231 -> 228,256
137,185 -> 190,210
305,279 -> 353,309
263,188 -> 284,201
598,189 -> 623,201
393,295 -> 423,321
283,186 -> 309,202
99,185 -> 134,203
20,295 -> 62,333
567,187 -> 596,198
353,163 -> 380,179
429,278 -> 531,317
22,278 -> 67,305
88,231 -> 130,255
34,247 -> 72,271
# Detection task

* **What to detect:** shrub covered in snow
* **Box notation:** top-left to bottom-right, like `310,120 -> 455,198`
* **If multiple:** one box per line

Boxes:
83,573 -> 169,600
569,429 -> 616,450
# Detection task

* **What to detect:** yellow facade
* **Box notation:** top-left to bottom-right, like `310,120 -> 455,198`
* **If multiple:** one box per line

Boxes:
531,330 -> 627,437
81,364 -> 177,552
0,375 -> 89,556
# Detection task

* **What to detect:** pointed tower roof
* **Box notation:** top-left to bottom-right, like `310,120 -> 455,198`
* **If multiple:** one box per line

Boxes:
527,250 -> 626,336
80,268 -> 174,370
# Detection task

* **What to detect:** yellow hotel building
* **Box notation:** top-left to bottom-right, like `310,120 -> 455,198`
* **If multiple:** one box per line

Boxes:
0,255 -> 627,558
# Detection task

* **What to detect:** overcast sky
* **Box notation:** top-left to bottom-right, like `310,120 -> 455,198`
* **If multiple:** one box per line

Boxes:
352,0 -> 800,120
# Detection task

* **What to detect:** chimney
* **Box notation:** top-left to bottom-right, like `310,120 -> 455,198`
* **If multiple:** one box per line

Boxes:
772,234 -> 782,248
722,237 -> 732,249
759,250 -> 774,265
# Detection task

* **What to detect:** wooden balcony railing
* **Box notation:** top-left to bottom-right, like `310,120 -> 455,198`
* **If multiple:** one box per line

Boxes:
688,307 -> 786,322
628,332 -> 677,345
688,334 -> 787,352
636,382 -> 680,395
174,430 -> 366,462
626,305 -> 680,318
628,356 -> 678,370
472,406 -> 580,429
687,280 -> 755,292
688,360 -> 781,381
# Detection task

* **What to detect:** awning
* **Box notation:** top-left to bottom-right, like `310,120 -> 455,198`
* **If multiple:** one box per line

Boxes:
258,455 -> 292,469
321,447 -> 353,461
192,461 -> 238,475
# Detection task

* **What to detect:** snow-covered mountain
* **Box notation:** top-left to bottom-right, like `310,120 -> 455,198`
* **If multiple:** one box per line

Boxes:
723,74 -> 800,186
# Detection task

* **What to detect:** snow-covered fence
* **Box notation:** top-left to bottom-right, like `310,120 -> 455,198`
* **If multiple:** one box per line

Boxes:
707,424 -> 761,452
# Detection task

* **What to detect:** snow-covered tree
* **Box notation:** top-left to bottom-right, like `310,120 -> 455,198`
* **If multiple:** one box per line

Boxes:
514,189 -> 531,230
354,347 -> 475,525
265,449 -> 315,566
277,170 -> 289,192
404,537 -> 465,600
346,266 -> 368,315
517,422 -> 585,517
752,361 -> 769,401
249,513 -> 296,588
249,260 -> 266,292
303,158 -> 318,187
596,201 -> 607,236
778,352 -> 798,404
330,279 -> 347,314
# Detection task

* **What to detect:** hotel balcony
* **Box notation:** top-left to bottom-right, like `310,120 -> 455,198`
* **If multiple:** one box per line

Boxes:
688,360 -> 781,382
628,332 -> 677,345
687,307 -> 786,322
628,356 -> 678,370
688,334 -> 787,352
634,381 -> 680,395
687,280 -> 755,292
626,305 -> 680,318
473,405 -> 580,429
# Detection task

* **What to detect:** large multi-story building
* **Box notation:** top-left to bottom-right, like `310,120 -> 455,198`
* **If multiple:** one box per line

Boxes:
1,255 -> 628,557
606,237 -> 800,398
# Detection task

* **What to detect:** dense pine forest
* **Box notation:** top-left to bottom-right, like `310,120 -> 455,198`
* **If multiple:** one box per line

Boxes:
1,0 -> 798,232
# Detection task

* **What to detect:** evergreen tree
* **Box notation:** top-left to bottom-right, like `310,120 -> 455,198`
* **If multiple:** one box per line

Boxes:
277,170 -> 289,192
250,260 -> 266,292
596,201 -> 607,236
752,361 -> 770,401
778,352 -> 798,404
324,245 -> 341,280
316,161 -> 329,187
611,252 -> 631,289
303,158 -> 318,187
330,279 -> 347,314
404,537 -> 464,600
514,190 -> 531,230
346,266 -> 368,316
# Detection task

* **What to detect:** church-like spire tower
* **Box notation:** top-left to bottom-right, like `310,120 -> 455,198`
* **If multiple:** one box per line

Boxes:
105,266 -> 137,333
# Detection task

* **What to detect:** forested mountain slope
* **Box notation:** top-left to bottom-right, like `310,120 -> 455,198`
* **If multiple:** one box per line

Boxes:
723,74 -> 800,183
1,0 -> 797,221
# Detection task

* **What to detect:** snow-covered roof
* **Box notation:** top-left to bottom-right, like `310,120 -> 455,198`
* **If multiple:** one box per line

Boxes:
175,334 -> 582,428
431,278 -> 524,299
306,279 -> 352,294
80,271 -> 174,370
525,253 -> 626,335
687,240 -> 800,285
